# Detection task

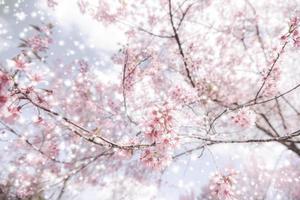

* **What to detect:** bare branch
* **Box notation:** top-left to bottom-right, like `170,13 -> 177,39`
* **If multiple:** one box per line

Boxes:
168,0 -> 196,87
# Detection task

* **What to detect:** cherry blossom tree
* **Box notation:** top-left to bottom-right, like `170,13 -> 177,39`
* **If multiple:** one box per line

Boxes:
1,0 -> 300,199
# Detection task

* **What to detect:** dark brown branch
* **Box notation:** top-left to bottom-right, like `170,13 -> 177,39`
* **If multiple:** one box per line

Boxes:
275,99 -> 288,130
168,0 -> 196,87
122,50 -> 130,117
193,129 -> 300,144
256,123 -> 300,156
204,83 -> 300,136
207,109 -> 228,133
259,113 -> 280,137
282,96 -> 300,115
122,51 -> 151,125
16,90 -> 154,150
246,83 -> 300,107
177,3 -> 193,30
254,39 -> 289,101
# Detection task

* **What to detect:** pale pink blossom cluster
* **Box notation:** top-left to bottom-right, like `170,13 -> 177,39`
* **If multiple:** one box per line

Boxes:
77,0 -> 125,25
1,106 -> 21,124
140,105 -> 178,170
8,25 -> 53,72
202,156 -> 300,199
207,172 -> 237,200
26,35 -> 52,52
93,2 -> 118,24
231,107 -> 256,128
196,79 -> 219,102
260,63 -> 281,97
0,72 -> 10,109
281,17 -> 300,48
0,24 -> 53,120
140,148 -> 172,170
11,173 -> 39,199
12,54 -> 28,70
113,47 -> 151,92
144,105 -> 177,146
46,142 -> 60,158
259,17 -> 300,98
290,17 -> 300,48
19,24 -> 53,54
169,86 -> 197,106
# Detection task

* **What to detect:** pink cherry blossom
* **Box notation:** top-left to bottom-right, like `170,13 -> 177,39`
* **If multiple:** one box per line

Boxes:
140,148 -> 172,170
26,35 -> 52,52
1,1 -> 300,199
13,54 -> 28,70
231,108 -> 256,128
0,95 -> 7,108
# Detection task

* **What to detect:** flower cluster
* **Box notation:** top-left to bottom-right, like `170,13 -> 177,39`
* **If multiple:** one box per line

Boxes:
0,72 -> 10,109
262,17 -> 300,98
140,104 -> 178,170
140,148 -> 172,170
15,173 -> 39,199
144,105 -> 177,146
77,0 -> 125,25
281,17 -> 300,48
291,18 -> 300,48
19,24 -> 53,55
12,54 -> 28,70
26,35 -> 52,52
0,172 -> 40,199
231,107 -> 256,128
208,172 -> 237,200
169,86 -> 198,106
260,62 -> 281,97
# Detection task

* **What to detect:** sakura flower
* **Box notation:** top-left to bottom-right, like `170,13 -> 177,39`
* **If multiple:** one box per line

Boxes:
2,106 -> 21,124
292,29 -> 300,48
145,107 -> 173,139
207,172 -> 237,200
231,107 -> 256,128
140,149 -> 172,170
78,59 -> 89,73
282,17 -> 300,48
47,142 -> 60,158
40,25 -> 52,36
169,86 -> 197,105
13,54 -> 28,70
26,35 -> 52,52
0,72 -> 10,109
0,72 -> 9,91
0,95 -> 8,108
15,173 -> 38,199
290,16 -> 299,28
29,73 -> 43,82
